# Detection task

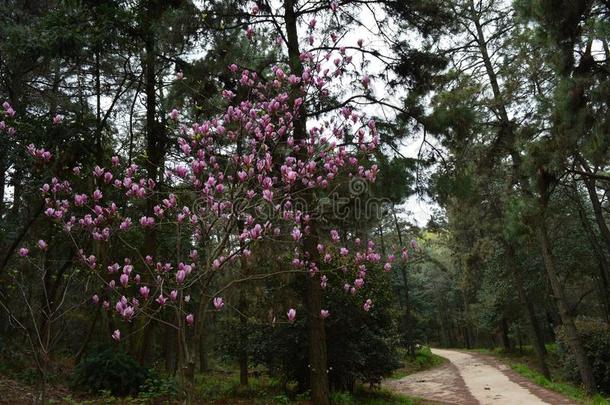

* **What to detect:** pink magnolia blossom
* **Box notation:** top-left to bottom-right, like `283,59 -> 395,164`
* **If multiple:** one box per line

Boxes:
320,275 -> 328,289
363,299 -> 373,312
320,309 -> 330,319
18,247 -> 29,257
120,218 -> 132,230
112,329 -> 121,341
287,308 -> 296,323
176,269 -> 186,284
139,286 -> 150,299
37,240 -> 48,251
291,227 -> 302,241
186,314 -> 194,326
213,297 -> 224,310
362,75 -> 370,88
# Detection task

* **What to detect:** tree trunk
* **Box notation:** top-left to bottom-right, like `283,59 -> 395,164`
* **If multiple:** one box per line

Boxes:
537,214 -> 596,392
238,283 -> 248,385
501,318 -> 511,351
134,1 -> 165,364
506,243 -> 550,377
306,269 -> 330,405
283,1 -> 329,403
392,207 -> 414,357
579,158 -> 610,255
574,189 -> 610,322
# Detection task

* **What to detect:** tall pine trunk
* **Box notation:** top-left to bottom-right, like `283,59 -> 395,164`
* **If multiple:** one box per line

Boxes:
283,1 -> 330,403
536,173 -> 596,393
505,243 -> 550,378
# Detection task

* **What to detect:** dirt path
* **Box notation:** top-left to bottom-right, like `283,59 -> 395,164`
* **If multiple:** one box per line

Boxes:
384,348 -> 578,405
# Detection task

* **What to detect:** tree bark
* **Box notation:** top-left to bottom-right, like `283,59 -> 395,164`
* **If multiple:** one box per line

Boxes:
392,207 -> 414,357
505,243 -> 550,378
536,199 -> 596,393
283,1 -> 330,403
574,188 -> 610,322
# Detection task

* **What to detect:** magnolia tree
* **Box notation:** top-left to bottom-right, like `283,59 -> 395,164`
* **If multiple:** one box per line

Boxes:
4,1 -> 414,403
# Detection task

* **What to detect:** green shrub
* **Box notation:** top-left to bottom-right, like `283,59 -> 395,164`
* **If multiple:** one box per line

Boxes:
137,371 -> 177,399
556,317 -> 610,394
73,347 -> 149,396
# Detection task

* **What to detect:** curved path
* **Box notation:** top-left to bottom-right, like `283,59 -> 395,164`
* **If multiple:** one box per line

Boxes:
384,348 -> 577,405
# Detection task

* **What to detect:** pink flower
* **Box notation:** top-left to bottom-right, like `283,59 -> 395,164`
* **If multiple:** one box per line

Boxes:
285,169 -> 297,183
18,247 -> 29,257
176,71 -> 184,80
139,286 -> 150,299
291,227 -> 302,241
74,194 -> 88,206
383,262 -> 392,272
175,165 -> 188,177
112,329 -> 121,342
363,299 -> 373,312
186,314 -> 194,326
330,229 -> 340,242
250,224 -> 262,239
37,240 -> 48,251
92,294 -> 100,304
52,114 -> 63,125
170,290 -> 178,301
93,189 -> 103,201
121,306 -> 134,320
320,309 -> 330,319
176,269 -> 186,284
362,75 -> 370,89
169,108 -> 179,121
120,218 -> 132,230
120,273 -> 129,287
287,308 -> 296,323
139,216 -> 155,227
213,297 -> 224,310
156,294 -> 167,306
320,275 -> 328,289
246,26 -> 254,40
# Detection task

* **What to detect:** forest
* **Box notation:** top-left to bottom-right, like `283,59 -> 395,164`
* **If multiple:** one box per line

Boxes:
0,0 -> 609,404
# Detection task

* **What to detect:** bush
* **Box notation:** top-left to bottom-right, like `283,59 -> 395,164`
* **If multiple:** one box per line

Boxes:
73,346 -> 149,396
556,317 -> 610,394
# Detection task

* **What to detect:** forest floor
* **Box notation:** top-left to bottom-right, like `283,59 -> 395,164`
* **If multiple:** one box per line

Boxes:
384,348 -> 581,405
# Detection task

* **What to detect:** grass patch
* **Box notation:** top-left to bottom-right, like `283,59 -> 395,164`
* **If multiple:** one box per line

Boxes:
330,387 -> 431,404
511,363 -> 609,405
390,346 -> 446,380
